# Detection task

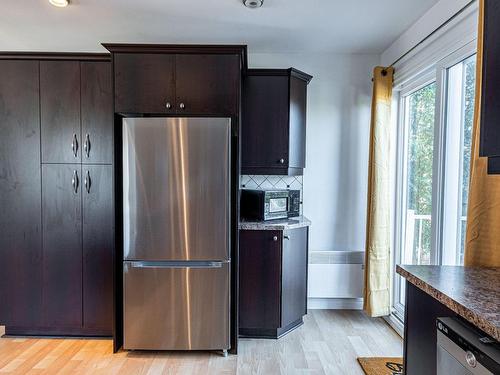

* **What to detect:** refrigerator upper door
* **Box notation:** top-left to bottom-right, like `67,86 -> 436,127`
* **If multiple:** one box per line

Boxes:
123,261 -> 230,350
123,117 -> 231,261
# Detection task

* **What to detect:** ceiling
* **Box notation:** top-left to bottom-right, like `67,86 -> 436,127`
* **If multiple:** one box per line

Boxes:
1,0 -> 439,54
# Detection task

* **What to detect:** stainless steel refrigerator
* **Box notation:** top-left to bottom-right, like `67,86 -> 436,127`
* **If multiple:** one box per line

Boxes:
122,117 -> 231,353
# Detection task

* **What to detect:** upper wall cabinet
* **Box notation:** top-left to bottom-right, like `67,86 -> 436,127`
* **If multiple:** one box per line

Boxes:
40,60 -> 113,164
107,44 -> 247,116
480,0 -> 500,172
242,68 -> 312,176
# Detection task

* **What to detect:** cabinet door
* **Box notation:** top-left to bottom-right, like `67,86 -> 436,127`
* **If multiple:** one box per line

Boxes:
40,61 -> 81,163
82,165 -> 113,334
0,60 -> 42,327
239,230 -> 282,329
114,53 -> 175,114
242,75 -> 289,171
480,0 -> 500,157
81,62 -> 113,164
281,227 -> 308,328
175,54 -> 239,115
42,164 -> 82,328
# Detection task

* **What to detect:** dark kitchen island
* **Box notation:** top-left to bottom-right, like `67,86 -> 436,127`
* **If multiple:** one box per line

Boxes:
397,265 -> 500,375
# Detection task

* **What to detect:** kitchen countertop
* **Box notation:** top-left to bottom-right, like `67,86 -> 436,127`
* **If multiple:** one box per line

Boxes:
239,215 -> 311,231
397,265 -> 500,341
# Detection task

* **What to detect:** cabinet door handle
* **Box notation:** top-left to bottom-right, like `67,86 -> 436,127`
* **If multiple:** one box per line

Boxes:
179,102 -> 185,110
83,134 -> 91,158
279,158 -> 285,164
71,134 -> 78,158
284,235 -> 290,240
273,236 -> 278,241
166,102 -> 172,109
71,170 -> 79,194
84,170 -> 91,194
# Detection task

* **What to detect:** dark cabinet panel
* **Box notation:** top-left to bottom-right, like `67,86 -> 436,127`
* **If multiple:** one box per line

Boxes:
42,164 -> 83,328
242,75 -> 289,170
288,76 -> 307,170
404,282 -> 455,375
281,227 -> 308,328
239,230 -> 282,329
175,54 -> 240,115
83,165 -> 113,333
480,0 -> 500,159
242,69 -> 312,176
81,62 -> 113,164
40,61 -> 81,163
114,53 -> 175,114
239,227 -> 309,338
0,60 -> 42,327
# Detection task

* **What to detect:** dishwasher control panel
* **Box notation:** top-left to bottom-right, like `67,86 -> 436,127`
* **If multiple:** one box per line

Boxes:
437,317 -> 500,375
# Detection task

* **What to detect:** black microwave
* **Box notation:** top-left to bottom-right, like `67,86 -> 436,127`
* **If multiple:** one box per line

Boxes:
240,189 -> 301,221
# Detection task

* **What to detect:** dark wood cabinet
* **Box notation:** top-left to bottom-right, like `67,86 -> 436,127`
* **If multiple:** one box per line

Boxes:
403,282 -> 456,375
480,0 -> 500,158
81,62 -> 114,164
242,68 -> 312,176
239,230 -> 282,330
40,61 -> 81,164
480,0 -> 500,172
42,164 -> 83,328
40,164 -> 114,334
0,60 -> 42,327
175,54 -> 240,115
281,228 -> 308,328
114,53 -> 176,114
83,165 -> 114,333
0,55 -> 114,337
239,227 -> 309,338
110,46 -> 243,115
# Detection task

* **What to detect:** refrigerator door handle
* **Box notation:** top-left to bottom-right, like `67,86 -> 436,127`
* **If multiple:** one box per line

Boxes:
129,261 -> 229,269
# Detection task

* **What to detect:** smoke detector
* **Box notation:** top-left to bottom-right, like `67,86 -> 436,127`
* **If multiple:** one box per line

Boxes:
243,0 -> 264,9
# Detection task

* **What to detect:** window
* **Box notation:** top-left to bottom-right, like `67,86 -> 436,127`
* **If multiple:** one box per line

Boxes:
393,43 -> 477,318
395,80 -> 437,310
441,55 -> 476,266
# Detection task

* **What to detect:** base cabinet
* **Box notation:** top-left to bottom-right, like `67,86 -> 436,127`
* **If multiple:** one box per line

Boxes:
239,227 -> 309,338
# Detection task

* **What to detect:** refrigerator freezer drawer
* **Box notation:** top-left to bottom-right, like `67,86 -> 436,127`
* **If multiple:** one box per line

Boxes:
123,261 -> 230,351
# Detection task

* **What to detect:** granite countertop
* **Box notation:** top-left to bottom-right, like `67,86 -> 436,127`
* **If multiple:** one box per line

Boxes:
397,265 -> 500,341
239,215 -> 311,230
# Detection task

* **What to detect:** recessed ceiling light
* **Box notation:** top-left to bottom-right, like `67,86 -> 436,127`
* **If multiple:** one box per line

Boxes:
49,0 -> 69,7
243,0 -> 264,9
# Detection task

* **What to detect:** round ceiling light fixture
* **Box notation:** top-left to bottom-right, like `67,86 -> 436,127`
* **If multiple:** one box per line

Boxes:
243,0 -> 264,9
49,0 -> 69,7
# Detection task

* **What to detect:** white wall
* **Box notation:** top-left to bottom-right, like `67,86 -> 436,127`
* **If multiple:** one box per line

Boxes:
248,53 -> 380,252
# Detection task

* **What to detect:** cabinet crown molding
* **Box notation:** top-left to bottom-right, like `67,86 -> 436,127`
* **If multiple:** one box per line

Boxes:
247,68 -> 313,83
102,43 -> 248,70
0,52 -> 110,61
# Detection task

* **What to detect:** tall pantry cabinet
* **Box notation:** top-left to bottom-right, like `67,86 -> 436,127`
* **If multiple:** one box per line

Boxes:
0,54 -> 114,336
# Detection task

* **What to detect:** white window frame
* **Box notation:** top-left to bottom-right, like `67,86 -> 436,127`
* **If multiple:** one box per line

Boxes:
391,41 -> 477,323
393,72 -> 437,320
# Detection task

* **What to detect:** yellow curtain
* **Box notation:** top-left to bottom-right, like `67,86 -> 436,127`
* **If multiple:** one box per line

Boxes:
364,67 -> 394,317
464,0 -> 500,267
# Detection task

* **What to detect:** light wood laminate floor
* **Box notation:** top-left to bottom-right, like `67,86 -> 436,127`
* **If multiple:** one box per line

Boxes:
0,310 -> 402,374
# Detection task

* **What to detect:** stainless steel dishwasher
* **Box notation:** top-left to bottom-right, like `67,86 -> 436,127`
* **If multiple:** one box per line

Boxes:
437,317 -> 500,375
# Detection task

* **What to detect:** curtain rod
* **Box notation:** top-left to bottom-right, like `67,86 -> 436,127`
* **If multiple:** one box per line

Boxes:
390,0 -> 477,67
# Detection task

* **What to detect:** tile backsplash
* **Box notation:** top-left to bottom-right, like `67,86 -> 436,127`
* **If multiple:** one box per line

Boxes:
240,175 -> 303,190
